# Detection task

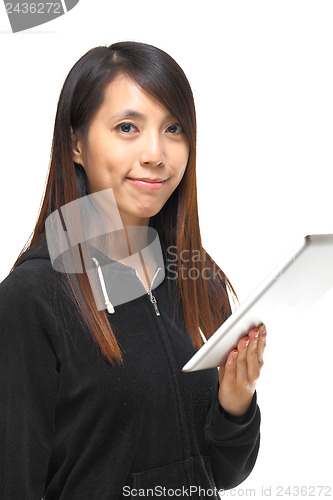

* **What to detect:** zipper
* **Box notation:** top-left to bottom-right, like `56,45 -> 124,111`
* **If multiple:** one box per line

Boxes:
137,266 -> 193,485
147,281 -> 193,488
135,267 -> 161,317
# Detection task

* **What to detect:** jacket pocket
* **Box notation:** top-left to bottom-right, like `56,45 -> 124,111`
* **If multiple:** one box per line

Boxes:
127,456 -> 219,499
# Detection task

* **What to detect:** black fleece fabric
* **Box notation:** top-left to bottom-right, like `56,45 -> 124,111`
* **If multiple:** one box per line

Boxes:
0,238 -> 261,500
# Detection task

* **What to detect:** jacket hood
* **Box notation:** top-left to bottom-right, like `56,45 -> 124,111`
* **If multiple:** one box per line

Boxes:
15,236 -> 50,268
14,234 -> 165,317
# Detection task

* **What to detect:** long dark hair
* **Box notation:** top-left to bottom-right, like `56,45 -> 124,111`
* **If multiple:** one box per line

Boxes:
12,41 -> 237,363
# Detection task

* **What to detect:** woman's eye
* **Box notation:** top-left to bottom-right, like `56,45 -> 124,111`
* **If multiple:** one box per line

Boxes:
116,122 -> 137,134
166,124 -> 183,134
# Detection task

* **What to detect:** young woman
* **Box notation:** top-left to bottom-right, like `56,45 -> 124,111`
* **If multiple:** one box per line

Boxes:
0,41 -> 266,499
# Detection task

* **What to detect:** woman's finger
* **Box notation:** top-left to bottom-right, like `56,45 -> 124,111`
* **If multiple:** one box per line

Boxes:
246,327 -> 260,382
235,336 -> 250,385
257,323 -> 267,368
223,349 -> 238,385
218,365 -> 226,385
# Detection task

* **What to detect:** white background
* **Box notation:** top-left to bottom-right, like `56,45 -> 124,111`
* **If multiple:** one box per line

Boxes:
1,0 -> 332,497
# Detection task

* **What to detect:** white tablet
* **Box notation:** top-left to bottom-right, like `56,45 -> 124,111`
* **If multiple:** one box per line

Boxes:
182,234 -> 333,372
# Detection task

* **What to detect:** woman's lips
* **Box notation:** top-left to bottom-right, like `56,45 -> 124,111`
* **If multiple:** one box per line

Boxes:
126,177 -> 167,190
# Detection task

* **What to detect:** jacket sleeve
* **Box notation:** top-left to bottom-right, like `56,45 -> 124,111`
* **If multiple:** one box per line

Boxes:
205,382 -> 261,491
0,269 -> 60,500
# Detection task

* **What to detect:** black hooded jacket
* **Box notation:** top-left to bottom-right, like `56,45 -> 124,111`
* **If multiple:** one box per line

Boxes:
0,238 -> 261,499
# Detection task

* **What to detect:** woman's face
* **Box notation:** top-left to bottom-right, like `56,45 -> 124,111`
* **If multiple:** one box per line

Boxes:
71,73 -> 190,227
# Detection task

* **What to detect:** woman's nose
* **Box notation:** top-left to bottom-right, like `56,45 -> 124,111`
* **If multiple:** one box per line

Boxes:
139,131 -> 165,167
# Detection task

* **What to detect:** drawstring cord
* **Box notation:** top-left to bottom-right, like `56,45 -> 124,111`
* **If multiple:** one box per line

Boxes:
92,258 -> 161,317
91,257 -> 115,314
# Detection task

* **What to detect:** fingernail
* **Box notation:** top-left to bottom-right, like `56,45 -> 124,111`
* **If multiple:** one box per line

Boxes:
244,340 -> 250,348
259,324 -> 267,335
253,329 -> 259,339
232,350 -> 238,359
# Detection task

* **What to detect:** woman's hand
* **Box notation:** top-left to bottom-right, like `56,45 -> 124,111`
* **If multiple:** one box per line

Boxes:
218,324 -> 266,422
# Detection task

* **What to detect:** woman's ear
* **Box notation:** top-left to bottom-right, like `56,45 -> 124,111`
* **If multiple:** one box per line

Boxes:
71,127 -> 84,167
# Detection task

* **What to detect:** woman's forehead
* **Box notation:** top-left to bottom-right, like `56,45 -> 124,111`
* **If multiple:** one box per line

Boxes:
96,74 -> 174,121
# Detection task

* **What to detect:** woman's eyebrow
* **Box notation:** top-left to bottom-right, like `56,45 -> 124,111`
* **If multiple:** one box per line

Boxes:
110,109 -> 145,120
109,109 -> 175,121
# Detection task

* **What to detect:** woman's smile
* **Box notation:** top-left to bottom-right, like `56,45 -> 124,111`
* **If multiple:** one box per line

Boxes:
125,177 -> 167,190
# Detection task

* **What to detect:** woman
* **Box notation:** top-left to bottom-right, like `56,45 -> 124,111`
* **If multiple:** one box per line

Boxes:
0,41 -> 266,499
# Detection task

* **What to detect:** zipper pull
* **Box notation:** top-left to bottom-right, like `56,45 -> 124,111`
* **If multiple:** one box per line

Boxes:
148,291 -> 160,317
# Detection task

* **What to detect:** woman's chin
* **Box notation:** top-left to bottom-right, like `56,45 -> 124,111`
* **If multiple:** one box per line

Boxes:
136,203 -> 165,219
